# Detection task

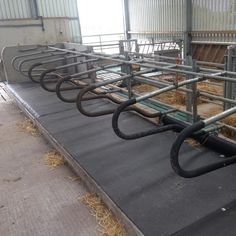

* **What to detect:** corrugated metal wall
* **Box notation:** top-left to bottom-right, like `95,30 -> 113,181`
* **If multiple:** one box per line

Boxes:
37,0 -> 78,17
68,19 -> 81,42
0,0 -> 81,42
0,0 -> 79,19
192,0 -> 236,42
37,0 -> 81,42
128,0 -> 236,43
1,0 -> 236,44
0,0 -> 32,19
128,0 -> 185,41
193,0 -> 234,31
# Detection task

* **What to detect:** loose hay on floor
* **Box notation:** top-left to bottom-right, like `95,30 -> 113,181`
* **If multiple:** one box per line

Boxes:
80,193 -> 127,236
197,82 -> 223,95
43,150 -> 66,168
221,115 -> 236,140
133,84 -> 186,106
185,138 -> 200,148
133,80 -> 224,107
18,118 -> 40,136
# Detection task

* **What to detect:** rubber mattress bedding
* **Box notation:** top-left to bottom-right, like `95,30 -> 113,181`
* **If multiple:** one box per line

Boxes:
7,81 -> 236,236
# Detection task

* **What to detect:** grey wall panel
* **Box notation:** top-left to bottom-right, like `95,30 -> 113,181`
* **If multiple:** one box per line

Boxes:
128,0 -> 236,43
68,19 -> 82,43
192,0 -> 235,31
0,0 -> 31,19
128,0 -> 185,41
0,0 -> 79,19
0,0 -> 81,49
192,0 -> 236,42
37,0 -> 78,18
0,19 -> 74,54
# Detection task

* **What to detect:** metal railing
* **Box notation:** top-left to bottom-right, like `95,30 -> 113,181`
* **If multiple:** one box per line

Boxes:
10,42 -> 236,178
82,33 -> 125,54
81,33 -> 182,55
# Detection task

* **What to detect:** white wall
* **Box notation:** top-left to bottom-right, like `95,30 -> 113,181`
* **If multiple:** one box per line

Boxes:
0,18 -> 79,55
0,0 -> 82,56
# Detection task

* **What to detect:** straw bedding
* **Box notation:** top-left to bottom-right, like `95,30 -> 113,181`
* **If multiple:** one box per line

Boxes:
80,193 -> 127,236
18,118 -> 40,136
43,150 -> 66,168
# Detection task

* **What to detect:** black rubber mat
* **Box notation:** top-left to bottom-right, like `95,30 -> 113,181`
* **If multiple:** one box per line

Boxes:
174,199 -> 236,236
8,82 -> 236,235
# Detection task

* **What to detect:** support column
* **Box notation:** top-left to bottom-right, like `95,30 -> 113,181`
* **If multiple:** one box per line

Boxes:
224,45 -> 236,110
186,56 -> 199,123
122,0 -> 131,40
75,0 -> 83,44
183,0 -> 192,57
29,0 -> 39,18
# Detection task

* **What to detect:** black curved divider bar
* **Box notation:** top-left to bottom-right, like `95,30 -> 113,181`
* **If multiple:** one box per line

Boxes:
39,59 -> 98,92
11,48 -> 54,72
27,55 -> 82,83
75,69 -> 165,118
76,84 -> 131,116
112,98 -> 181,140
55,63 -> 123,103
18,52 -> 67,77
170,120 -> 236,178
56,75 -> 88,103
28,62 -> 43,83
161,115 -> 236,157
76,82 -> 162,119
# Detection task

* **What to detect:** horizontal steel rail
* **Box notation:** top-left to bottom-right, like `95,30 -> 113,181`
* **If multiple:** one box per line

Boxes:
48,46 -> 236,81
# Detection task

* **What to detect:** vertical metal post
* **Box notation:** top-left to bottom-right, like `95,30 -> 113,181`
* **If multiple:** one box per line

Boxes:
73,56 -> 79,74
224,45 -> 236,110
121,52 -> 131,74
63,55 -> 68,74
29,0 -> 39,18
75,0 -> 83,43
176,40 -> 184,59
87,57 -> 96,83
122,0 -> 131,40
135,41 -> 139,54
151,38 -> 155,54
0,60 -> 6,82
119,40 -> 125,55
186,56 -> 193,114
191,60 -> 199,122
99,35 -> 103,53
127,75 -> 132,99
183,0 -> 192,57
185,56 -> 199,123
29,0 -> 45,31
121,52 -> 132,92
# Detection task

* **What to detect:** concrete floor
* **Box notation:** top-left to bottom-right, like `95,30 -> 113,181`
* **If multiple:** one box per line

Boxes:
0,85 -> 99,236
